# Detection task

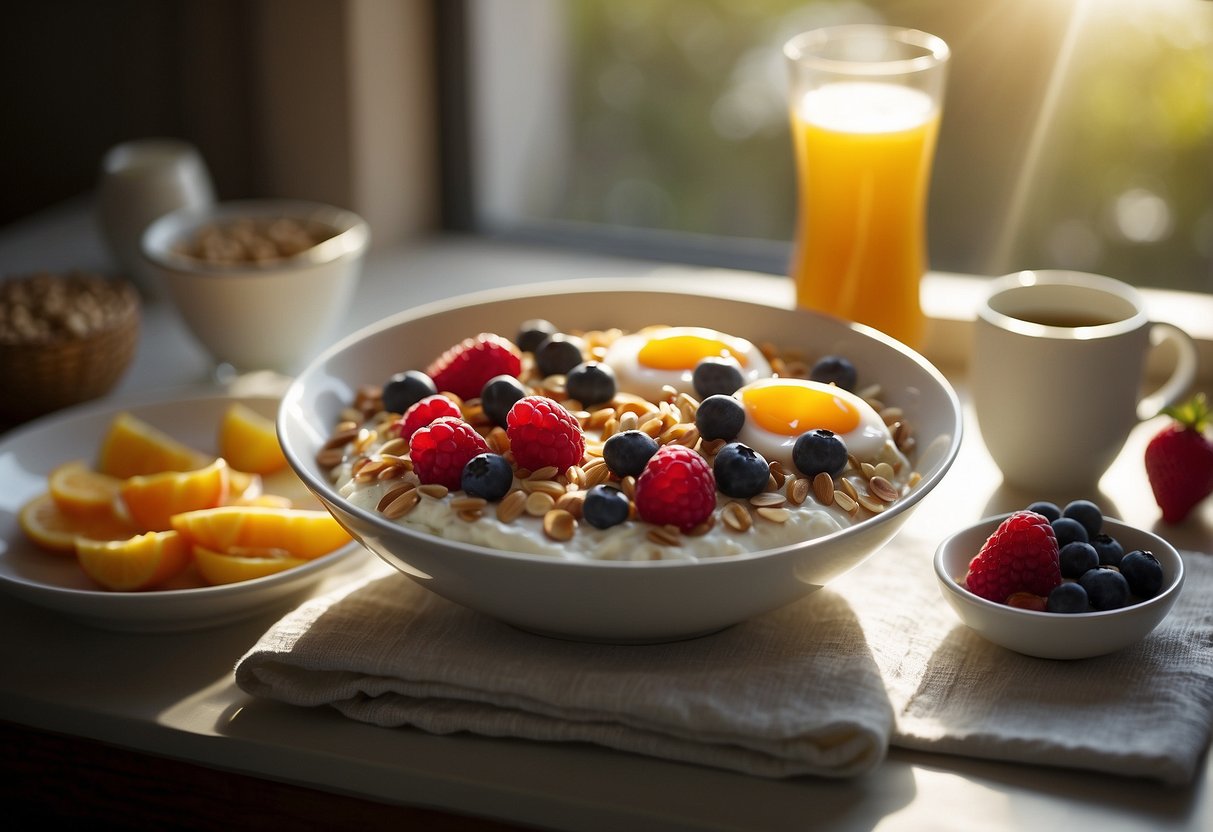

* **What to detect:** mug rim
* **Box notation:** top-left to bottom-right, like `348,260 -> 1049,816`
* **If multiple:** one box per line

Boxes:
978,269 -> 1148,340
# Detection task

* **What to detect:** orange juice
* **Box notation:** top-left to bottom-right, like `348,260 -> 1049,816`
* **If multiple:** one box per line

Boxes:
789,81 -> 940,347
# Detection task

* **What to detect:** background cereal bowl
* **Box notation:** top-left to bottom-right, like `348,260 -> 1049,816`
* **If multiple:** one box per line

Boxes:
279,280 -> 963,642
142,199 -> 369,373
935,515 -> 1184,660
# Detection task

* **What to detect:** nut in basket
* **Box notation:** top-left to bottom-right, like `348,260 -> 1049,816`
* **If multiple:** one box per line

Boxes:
0,271 -> 140,424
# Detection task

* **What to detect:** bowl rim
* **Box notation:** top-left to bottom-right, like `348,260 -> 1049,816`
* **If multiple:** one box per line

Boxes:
279,278 -> 965,570
141,198 -> 370,275
934,513 -> 1185,619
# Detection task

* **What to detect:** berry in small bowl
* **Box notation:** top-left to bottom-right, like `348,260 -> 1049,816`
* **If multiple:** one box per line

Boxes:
934,509 -> 1184,660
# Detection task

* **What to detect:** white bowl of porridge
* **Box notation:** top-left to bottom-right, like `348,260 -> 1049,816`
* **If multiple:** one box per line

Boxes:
278,281 -> 962,642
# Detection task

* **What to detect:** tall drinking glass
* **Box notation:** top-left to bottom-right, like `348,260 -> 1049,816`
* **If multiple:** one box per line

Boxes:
784,25 -> 949,349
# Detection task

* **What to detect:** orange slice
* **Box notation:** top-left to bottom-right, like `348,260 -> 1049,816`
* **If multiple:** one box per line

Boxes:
226,468 -> 262,503
18,492 -> 137,553
218,402 -> 288,475
97,411 -> 212,479
171,506 -> 352,560
76,530 -> 191,591
120,458 -> 231,532
193,545 -> 307,585
229,492 -> 294,509
47,459 -> 123,518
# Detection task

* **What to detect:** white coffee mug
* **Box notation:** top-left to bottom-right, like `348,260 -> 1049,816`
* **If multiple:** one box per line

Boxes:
96,138 -> 215,296
972,270 -> 1197,492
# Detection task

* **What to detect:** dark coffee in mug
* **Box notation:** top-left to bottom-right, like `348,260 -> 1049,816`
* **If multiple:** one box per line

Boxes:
1013,309 -> 1123,328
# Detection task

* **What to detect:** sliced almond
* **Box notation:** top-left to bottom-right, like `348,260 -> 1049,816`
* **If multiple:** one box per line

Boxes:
497,489 -> 527,523
543,509 -> 576,541
722,502 -> 752,532
812,472 -> 834,505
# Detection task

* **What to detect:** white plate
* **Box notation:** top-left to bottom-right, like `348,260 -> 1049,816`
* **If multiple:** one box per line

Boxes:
0,388 -> 363,632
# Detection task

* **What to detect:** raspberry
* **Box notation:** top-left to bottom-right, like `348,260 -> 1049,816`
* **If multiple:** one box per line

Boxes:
633,445 -> 716,532
393,394 -> 462,441
505,396 -> 585,472
409,416 -> 490,489
425,333 -> 522,400
964,510 -> 1062,603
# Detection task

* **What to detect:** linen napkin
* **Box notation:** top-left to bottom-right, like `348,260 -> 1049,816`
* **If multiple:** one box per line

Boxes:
234,567 -> 894,779
836,531 -> 1213,786
235,536 -> 1213,784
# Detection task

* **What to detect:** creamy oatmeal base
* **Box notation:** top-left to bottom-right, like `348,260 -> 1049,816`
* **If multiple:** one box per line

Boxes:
320,329 -> 921,562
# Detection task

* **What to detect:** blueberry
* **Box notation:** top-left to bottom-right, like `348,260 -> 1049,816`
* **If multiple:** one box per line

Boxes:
582,484 -> 631,530
1051,517 -> 1089,549
1026,501 -> 1062,522
1120,549 -> 1164,599
792,429 -> 848,477
1062,499 -> 1103,538
1047,582 -> 1090,614
534,333 -> 586,377
480,375 -> 528,427
809,355 -> 857,391
1089,533 -> 1125,567
382,370 -> 438,414
566,361 -> 617,406
517,319 -> 558,353
602,430 -> 659,478
695,394 -> 745,441
1079,568 -> 1130,611
692,356 -> 745,398
460,453 -> 514,501
713,442 -> 770,498
1058,541 -> 1099,579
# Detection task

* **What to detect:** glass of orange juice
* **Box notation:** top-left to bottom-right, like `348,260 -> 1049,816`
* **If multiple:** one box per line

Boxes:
784,25 -> 949,349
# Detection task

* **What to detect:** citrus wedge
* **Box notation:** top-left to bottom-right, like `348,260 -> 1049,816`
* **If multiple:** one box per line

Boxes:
228,493 -> 294,509
97,411 -> 212,479
48,459 -> 123,518
226,468 -> 262,502
193,545 -> 307,585
18,492 -> 137,554
76,530 -> 191,591
218,402 -> 288,475
171,506 -> 352,560
120,458 -> 231,532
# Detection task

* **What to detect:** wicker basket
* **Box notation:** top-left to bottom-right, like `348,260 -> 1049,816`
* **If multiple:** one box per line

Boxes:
0,275 -> 141,425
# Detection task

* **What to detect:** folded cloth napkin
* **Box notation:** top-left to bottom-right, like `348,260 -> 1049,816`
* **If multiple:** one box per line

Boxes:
235,567 -> 894,779
835,532 -> 1213,786
236,536 -> 1213,784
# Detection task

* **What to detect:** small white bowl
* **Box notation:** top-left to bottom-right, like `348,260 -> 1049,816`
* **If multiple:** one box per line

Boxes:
935,515 -> 1184,660
142,199 -> 369,373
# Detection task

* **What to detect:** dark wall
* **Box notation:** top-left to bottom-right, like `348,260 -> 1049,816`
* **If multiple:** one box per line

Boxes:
0,0 -> 257,227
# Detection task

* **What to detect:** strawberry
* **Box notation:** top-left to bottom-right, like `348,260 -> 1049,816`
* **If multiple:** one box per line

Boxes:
425,333 -> 522,401
1144,394 -> 1213,524
964,510 -> 1061,603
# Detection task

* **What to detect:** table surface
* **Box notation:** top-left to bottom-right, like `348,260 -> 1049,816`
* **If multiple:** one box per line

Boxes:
2,203 -> 1211,831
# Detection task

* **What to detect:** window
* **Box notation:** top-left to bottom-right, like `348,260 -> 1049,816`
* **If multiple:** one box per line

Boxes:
460,0 -> 1213,293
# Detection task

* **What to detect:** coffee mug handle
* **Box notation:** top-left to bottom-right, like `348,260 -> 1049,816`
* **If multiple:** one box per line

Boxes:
1137,322 -> 1198,421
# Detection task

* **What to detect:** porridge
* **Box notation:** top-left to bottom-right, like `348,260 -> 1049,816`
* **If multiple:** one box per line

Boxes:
317,323 -> 921,562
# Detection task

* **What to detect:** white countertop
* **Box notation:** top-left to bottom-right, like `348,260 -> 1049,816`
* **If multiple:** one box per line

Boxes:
2,202 -> 1211,831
